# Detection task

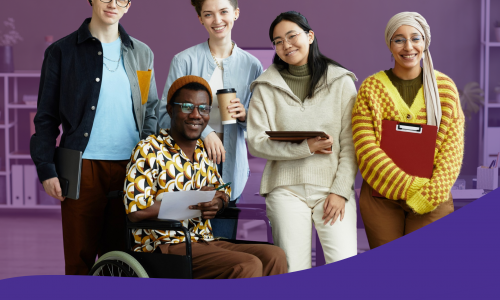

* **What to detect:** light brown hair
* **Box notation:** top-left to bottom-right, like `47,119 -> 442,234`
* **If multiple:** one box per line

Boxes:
191,0 -> 238,16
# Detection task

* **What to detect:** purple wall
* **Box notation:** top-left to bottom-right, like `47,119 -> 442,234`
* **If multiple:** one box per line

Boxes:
1,0 -> 482,175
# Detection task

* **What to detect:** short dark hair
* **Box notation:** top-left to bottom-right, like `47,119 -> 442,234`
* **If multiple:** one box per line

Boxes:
88,0 -> 92,5
170,82 -> 212,106
191,0 -> 238,16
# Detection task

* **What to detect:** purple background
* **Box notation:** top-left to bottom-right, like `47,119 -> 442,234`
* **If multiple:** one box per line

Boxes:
0,0 -> 488,175
1,0 -> 500,295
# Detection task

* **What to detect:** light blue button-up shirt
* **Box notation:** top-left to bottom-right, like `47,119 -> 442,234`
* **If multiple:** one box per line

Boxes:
157,41 -> 263,201
83,38 -> 139,160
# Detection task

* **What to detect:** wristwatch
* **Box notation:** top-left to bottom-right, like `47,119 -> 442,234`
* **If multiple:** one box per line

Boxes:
216,194 -> 229,215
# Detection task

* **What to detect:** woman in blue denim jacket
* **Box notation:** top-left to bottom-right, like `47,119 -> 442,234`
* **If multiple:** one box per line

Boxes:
157,0 -> 263,238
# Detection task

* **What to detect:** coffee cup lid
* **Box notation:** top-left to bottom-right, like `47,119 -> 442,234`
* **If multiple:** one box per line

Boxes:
216,88 -> 236,94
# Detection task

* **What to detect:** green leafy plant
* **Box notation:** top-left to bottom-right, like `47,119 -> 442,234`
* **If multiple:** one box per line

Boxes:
459,82 -> 484,119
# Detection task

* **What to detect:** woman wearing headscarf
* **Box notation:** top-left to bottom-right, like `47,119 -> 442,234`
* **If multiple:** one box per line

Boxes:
352,12 -> 465,249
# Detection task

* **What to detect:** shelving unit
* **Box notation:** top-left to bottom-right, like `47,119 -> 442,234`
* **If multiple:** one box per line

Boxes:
479,0 -> 500,166
0,71 -> 60,209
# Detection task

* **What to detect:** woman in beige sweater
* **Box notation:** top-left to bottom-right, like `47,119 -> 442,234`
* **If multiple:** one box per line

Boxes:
247,11 -> 358,272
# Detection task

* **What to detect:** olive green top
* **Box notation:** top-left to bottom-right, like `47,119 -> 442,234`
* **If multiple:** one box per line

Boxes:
385,68 -> 423,108
279,64 -> 311,102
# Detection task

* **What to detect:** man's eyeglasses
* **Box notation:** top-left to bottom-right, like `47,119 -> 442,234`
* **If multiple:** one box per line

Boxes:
172,102 -> 212,116
390,35 -> 424,47
272,31 -> 309,50
100,0 -> 131,8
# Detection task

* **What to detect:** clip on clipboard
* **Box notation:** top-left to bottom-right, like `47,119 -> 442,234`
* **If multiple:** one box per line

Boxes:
372,120 -> 438,198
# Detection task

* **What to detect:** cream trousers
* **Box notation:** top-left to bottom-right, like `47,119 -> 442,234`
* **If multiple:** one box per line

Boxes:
266,184 -> 357,272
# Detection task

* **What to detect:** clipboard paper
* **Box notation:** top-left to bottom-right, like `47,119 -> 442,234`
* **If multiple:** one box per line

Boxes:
158,190 -> 216,220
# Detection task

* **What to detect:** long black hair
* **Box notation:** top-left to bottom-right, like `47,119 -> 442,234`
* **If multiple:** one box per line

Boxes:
269,11 -> 347,99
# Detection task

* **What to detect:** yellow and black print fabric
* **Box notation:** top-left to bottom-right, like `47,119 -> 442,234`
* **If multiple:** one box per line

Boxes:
123,129 -> 231,252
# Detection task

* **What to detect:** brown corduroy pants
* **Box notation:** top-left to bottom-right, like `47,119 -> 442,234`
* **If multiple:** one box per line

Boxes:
61,159 -> 128,275
159,240 -> 288,278
359,180 -> 454,249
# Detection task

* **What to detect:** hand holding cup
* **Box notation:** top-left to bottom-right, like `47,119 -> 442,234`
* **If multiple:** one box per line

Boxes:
217,89 -> 238,125
228,98 -> 246,122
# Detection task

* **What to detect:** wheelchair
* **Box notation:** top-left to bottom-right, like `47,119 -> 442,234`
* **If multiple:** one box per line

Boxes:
89,196 -> 272,279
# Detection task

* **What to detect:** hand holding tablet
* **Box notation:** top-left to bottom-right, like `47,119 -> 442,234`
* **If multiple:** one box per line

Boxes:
265,131 -> 333,154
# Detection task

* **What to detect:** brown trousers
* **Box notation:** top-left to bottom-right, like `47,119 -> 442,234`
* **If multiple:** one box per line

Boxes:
360,180 -> 454,249
159,240 -> 288,278
61,159 -> 128,275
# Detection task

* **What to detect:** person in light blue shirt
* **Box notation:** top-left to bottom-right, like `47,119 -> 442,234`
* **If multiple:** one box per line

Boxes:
157,0 -> 263,239
31,0 -> 158,276
83,36 -> 140,160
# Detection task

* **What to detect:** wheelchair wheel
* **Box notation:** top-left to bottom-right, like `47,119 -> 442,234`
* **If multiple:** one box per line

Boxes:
89,251 -> 149,278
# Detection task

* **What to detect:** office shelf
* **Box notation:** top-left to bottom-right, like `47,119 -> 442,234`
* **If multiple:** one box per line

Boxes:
479,0 -> 500,166
0,204 -> 60,210
0,121 -> 15,129
481,41 -> 500,47
7,104 -> 37,109
1,72 -> 42,209
0,71 -> 41,77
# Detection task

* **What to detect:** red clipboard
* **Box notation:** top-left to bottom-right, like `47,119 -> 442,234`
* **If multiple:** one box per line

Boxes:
372,120 -> 438,197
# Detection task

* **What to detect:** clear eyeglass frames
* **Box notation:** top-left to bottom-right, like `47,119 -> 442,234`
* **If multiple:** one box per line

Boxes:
272,31 -> 309,50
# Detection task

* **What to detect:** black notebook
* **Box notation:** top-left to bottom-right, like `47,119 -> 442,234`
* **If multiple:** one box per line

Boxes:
54,147 -> 83,200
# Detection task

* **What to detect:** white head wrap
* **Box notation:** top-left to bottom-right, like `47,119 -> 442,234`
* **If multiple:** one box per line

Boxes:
385,12 -> 442,126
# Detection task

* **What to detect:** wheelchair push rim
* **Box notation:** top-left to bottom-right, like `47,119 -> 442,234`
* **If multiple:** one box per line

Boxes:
89,251 -> 149,278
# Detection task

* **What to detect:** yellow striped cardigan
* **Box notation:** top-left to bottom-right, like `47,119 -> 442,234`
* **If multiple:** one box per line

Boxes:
352,70 -> 465,214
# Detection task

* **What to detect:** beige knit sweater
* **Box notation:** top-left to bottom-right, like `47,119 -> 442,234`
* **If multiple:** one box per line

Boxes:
247,64 -> 358,200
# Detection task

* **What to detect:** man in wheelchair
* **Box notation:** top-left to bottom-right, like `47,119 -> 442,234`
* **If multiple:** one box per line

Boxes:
123,75 -> 287,278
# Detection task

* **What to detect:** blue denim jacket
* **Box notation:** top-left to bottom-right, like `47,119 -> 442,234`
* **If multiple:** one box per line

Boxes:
157,41 -> 263,200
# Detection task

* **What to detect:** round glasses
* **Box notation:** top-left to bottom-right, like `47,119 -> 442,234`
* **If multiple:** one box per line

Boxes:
390,35 -> 424,47
100,0 -> 131,8
172,102 -> 212,116
272,31 -> 309,50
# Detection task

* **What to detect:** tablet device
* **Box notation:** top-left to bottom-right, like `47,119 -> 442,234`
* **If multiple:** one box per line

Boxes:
265,131 -> 331,153
54,147 -> 83,200
265,131 -> 328,140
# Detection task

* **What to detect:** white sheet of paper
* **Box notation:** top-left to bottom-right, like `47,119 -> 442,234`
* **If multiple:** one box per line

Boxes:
158,190 -> 216,220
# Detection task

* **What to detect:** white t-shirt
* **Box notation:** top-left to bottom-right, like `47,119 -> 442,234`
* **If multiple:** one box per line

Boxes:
208,57 -> 224,133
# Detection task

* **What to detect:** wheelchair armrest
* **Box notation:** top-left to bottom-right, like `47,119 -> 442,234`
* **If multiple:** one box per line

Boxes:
215,207 -> 267,220
126,218 -> 193,259
126,218 -> 183,230
216,207 -> 273,244
215,207 -> 241,219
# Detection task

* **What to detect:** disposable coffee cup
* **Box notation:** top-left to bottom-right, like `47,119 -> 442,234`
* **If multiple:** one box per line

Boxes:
216,88 -> 237,125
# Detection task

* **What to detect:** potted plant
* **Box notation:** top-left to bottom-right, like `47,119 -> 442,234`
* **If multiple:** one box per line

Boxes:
0,18 -> 23,73
459,82 -> 484,119
496,21 -> 500,43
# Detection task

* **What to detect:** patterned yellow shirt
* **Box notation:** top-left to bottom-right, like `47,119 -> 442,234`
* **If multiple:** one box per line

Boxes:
123,129 -> 231,252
